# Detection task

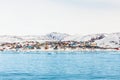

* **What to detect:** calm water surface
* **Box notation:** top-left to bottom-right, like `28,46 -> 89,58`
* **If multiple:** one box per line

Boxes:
0,51 -> 120,80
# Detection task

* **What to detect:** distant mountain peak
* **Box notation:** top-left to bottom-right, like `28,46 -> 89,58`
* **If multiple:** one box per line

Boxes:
46,32 -> 70,41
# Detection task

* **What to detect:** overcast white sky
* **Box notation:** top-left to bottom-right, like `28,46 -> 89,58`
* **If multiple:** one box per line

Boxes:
0,0 -> 120,35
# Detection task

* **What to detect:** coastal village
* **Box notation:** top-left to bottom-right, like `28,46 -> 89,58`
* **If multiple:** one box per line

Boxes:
0,32 -> 120,51
0,41 -> 119,51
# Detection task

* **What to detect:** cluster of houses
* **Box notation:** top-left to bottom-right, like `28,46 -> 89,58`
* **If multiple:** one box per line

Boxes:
0,40 -> 119,51
0,41 -> 99,51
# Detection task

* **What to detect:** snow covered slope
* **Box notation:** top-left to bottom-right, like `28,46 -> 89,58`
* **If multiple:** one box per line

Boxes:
0,35 -> 23,43
63,33 -> 106,41
63,32 -> 120,48
46,32 -> 70,41
95,33 -> 120,48
63,34 -> 83,41
0,32 -> 70,43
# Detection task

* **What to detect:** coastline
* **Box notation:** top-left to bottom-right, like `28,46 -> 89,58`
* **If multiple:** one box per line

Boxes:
0,48 -> 120,53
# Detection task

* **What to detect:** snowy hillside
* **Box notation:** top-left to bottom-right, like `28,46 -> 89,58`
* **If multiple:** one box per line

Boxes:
63,34 -> 83,41
95,33 -> 120,48
0,32 -> 70,43
63,32 -> 120,48
0,36 -> 23,43
20,35 -> 53,42
46,32 -> 69,41
63,33 -> 107,41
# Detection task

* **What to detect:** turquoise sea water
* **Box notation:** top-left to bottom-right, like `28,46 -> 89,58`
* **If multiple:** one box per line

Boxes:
0,51 -> 120,80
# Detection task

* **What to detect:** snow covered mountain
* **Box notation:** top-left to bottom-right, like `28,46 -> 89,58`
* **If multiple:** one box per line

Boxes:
0,32 -> 70,43
63,33 -> 107,41
63,32 -> 120,48
95,33 -> 120,48
46,32 -> 70,41
21,32 -> 70,41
